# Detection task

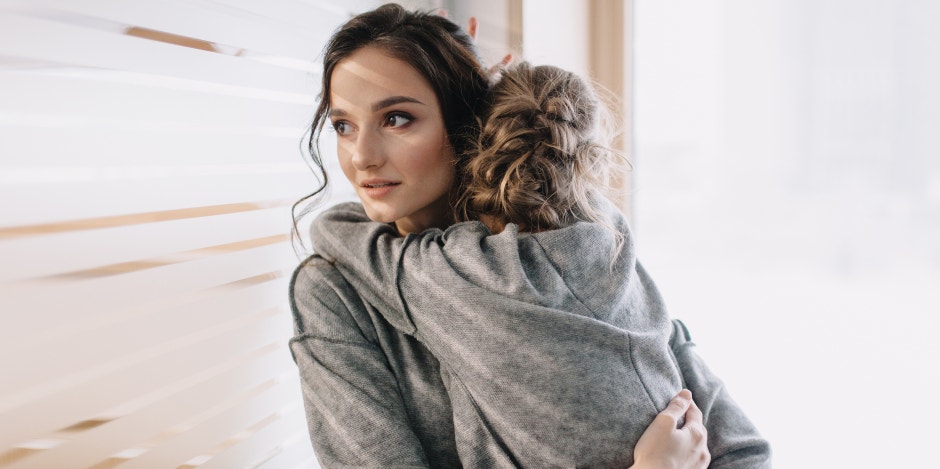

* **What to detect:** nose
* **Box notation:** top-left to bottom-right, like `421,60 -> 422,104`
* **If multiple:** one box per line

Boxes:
350,128 -> 384,171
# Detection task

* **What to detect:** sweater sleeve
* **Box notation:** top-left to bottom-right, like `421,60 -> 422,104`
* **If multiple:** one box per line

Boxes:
309,203 -> 515,336
669,320 -> 773,468
309,203 -> 417,334
309,203 -> 562,338
288,256 -> 431,468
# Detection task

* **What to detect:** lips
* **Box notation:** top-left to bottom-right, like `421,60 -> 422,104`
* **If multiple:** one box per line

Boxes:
358,179 -> 401,199
360,179 -> 400,188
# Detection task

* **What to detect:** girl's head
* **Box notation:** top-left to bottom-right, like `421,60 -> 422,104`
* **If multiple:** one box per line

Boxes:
457,62 -> 624,233
295,3 -> 490,237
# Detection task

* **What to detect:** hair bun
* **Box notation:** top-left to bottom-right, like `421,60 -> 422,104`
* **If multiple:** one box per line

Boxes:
456,62 -> 616,231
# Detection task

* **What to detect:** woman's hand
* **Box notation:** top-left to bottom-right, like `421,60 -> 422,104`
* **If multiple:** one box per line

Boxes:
630,389 -> 710,469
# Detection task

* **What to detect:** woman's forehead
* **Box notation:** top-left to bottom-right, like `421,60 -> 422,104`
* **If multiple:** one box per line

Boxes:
329,46 -> 438,110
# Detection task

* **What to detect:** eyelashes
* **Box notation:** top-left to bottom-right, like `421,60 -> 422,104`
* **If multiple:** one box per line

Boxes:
330,112 -> 415,136
331,120 -> 351,135
384,112 -> 413,128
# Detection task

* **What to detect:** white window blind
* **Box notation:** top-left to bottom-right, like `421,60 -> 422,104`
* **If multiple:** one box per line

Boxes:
0,1 -> 433,467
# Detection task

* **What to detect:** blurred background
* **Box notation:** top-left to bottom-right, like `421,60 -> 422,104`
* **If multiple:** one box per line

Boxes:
633,1 -> 940,468
1,0 -> 937,468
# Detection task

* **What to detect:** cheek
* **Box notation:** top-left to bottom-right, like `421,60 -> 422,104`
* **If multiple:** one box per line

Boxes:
403,137 -> 455,184
336,141 -> 355,180
407,152 -> 454,188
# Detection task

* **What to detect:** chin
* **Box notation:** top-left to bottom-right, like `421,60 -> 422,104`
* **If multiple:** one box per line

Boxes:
360,203 -> 397,224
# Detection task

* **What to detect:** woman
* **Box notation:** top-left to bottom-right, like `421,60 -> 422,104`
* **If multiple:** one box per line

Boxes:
290,4 -> 768,467
308,59 -> 769,467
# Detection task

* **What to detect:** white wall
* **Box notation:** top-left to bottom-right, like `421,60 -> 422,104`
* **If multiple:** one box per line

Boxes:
635,1 -> 940,467
521,0 -> 590,77
446,0 -> 518,68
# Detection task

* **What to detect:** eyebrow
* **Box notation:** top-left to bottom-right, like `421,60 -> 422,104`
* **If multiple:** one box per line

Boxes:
328,95 -> 426,118
372,95 -> 425,111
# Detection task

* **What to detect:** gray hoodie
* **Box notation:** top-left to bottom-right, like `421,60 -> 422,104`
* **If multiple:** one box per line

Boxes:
300,200 -> 770,468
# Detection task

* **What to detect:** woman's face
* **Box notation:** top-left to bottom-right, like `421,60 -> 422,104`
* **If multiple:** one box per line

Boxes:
328,46 -> 456,235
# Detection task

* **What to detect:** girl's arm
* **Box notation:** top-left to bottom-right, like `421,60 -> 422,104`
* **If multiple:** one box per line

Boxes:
308,203 -> 415,333
288,257 -> 432,468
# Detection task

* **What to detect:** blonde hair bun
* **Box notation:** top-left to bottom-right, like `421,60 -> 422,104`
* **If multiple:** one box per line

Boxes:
458,62 -> 620,233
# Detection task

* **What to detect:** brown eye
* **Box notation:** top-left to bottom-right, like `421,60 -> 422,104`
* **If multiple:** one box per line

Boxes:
384,113 -> 413,128
332,120 -> 351,135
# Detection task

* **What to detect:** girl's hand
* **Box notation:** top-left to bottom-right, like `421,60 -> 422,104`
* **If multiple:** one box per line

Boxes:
631,389 -> 710,469
465,16 -> 513,78
437,11 -> 514,77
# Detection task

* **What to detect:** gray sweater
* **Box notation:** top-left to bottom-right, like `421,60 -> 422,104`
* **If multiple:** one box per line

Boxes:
290,201 -> 771,468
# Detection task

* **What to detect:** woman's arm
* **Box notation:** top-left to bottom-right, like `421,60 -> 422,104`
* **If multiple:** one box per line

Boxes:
669,320 -> 773,468
288,256 -> 432,468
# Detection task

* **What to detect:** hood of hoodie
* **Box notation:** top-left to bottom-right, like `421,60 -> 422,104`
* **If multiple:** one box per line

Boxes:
310,198 -> 669,333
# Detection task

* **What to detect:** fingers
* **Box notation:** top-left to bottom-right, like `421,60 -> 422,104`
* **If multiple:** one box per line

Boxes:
486,53 -> 514,79
681,393 -> 709,469
465,16 -> 514,79
688,419 -> 711,469
467,16 -> 478,40
684,397 -> 708,444
657,389 -> 693,428
683,393 -> 705,429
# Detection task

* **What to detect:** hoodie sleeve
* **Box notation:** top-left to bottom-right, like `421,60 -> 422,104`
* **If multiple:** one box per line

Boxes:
309,202 -> 417,334
669,319 -> 773,468
288,257 -> 432,468
309,202 -> 523,337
